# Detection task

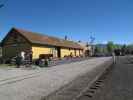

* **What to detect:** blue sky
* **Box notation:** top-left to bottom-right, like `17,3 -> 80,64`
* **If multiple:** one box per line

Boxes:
0,0 -> 133,44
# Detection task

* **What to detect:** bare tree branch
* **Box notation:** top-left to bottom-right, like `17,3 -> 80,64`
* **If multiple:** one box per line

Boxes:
0,0 -> 8,8
0,4 -> 4,8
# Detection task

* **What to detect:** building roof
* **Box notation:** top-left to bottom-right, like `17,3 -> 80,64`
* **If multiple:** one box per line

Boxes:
2,28 -> 83,49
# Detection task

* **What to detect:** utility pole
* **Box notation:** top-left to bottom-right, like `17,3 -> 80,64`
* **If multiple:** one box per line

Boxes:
65,35 -> 68,40
89,35 -> 95,56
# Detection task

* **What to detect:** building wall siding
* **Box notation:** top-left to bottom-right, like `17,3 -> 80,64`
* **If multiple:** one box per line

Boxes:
2,31 -> 31,59
80,50 -> 83,55
76,50 -> 80,56
70,49 -> 75,56
3,43 -> 31,59
60,48 -> 83,58
32,46 -> 57,59
61,48 -> 70,58
32,46 -> 84,59
0,47 -> 2,57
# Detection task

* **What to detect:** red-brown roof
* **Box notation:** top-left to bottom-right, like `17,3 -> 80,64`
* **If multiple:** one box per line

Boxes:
6,28 -> 83,49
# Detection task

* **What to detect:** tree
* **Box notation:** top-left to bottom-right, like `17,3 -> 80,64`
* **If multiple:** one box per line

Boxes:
0,47 -> 2,57
107,41 -> 115,53
114,44 -> 121,49
94,45 -> 101,54
126,44 -> 133,54
121,44 -> 127,55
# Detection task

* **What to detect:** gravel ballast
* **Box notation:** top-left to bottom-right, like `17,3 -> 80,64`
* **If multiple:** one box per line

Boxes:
0,57 -> 112,100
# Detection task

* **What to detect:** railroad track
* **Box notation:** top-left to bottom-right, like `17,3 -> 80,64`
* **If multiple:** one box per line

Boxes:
75,64 -> 114,100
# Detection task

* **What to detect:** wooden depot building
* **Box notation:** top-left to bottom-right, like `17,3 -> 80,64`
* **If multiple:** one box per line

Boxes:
1,28 -> 83,60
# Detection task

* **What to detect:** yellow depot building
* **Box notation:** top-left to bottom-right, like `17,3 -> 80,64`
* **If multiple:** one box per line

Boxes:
1,28 -> 83,60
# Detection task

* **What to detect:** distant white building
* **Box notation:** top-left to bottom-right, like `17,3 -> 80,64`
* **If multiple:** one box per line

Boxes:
77,42 -> 92,57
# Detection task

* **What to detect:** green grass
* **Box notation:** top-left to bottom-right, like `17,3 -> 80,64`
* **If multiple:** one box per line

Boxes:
0,64 -> 16,68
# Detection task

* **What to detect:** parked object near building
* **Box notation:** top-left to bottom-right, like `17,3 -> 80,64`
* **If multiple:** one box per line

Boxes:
21,51 -> 25,60
1,28 -> 83,62
15,54 -> 22,68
